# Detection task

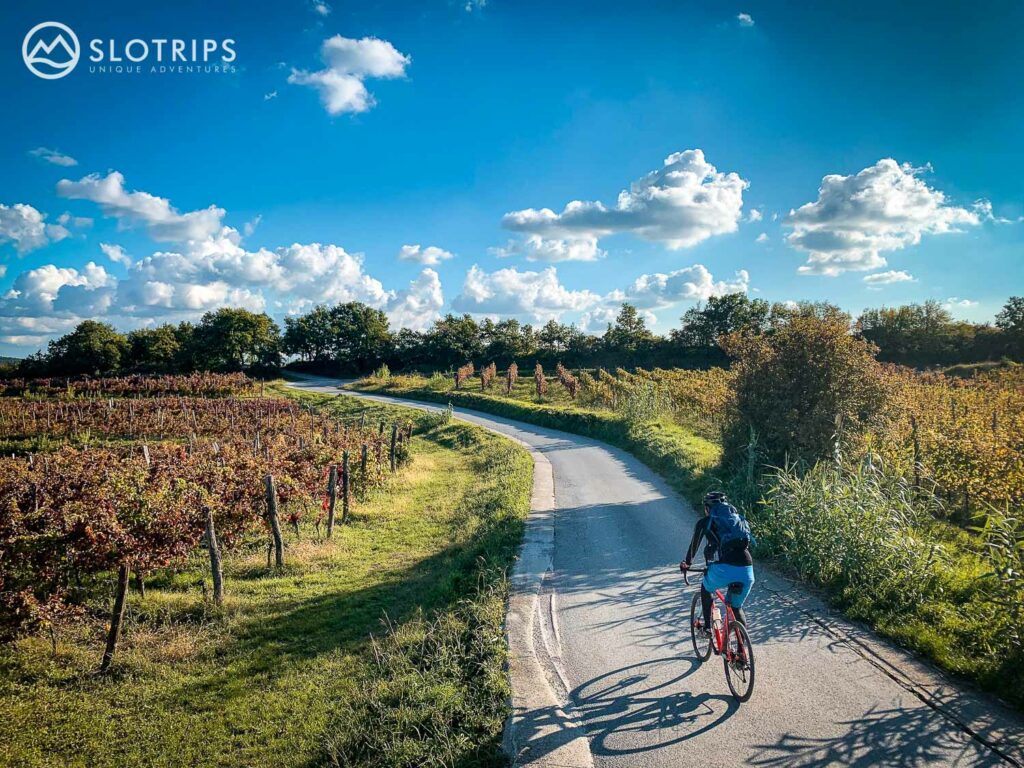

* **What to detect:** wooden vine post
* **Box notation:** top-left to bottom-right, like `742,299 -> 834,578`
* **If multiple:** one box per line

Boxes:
99,563 -> 131,672
264,474 -> 285,567
390,424 -> 398,472
341,451 -> 351,524
325,464 -> 338,537
206,508 -> 224,606
360,443 -> 368,474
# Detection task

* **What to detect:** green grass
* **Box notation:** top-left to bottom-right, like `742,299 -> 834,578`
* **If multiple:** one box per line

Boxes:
0,388 -> 532,768
350,374 -> 721,503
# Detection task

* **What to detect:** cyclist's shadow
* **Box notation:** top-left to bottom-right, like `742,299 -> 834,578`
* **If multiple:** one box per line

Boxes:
569,656 -> 739,756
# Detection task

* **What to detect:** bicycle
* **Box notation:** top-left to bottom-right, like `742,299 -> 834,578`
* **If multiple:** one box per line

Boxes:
682,565 -> 756,702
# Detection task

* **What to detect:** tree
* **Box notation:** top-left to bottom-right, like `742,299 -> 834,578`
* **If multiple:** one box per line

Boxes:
857,301 -> 964,366
282,305 -> 337,363
327,302 -> 393,372
485,319 -> 538,366
996,296 -> 1024,358
604,304 -> 655,360
721,310 -> 889,465
126,325 -> 182,372
46,321 -> 129,376
424,314 -> 483,369
673,293 -> 770,348
191,309 -> 281,372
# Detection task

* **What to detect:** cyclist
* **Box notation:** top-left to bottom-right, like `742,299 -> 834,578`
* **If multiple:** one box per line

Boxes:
679,491 -> 755,636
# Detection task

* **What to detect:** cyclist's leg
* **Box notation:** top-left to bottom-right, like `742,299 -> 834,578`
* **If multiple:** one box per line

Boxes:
722,565 -> 755,625
700,584 -> 713,630
701,565 -> 728,629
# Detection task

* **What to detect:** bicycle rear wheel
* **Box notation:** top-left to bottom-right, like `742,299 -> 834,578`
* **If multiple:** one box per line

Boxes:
724,621 -> 755,702
689,593 -> 712,661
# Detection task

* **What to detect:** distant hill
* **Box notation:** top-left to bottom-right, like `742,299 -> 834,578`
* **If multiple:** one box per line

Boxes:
0,356 -> 22,366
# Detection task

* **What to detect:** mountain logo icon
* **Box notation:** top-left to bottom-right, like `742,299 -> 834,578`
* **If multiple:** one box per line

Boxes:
23,22 -> 80,80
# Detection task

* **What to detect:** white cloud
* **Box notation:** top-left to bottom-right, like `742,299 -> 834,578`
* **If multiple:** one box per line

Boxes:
243,215 -> 262,237
57,171 -> 226,243
863,270 -> 916,287
737,13 -> 755,27
491,234 -> 604,263
747,208 -> 763,222
786,159 -> 979,276
756,232 -> 769,243
464,0 -> 486,11
398,244 -> 454,266
311,0 -> 331,16
0,262 -> 115,343
0,203 -> 69,254
100,243 -> 132,267
29,147 -> 78,167
611,264 -> 750,309
972,199 -> 1012,224
943,296 -> 978,309
264,90 -> 278,101
452,265 -> 601,322
387,269 -> 444,331
502,149 -> 747,256
288,35 -> 410,115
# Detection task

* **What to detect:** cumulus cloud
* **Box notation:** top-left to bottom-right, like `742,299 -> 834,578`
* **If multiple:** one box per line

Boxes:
398,244 -> 454,266
786,159 -> 980,276
288,35 -> 410,115
863,270 -> 916,287
491,234 -> 604,263
756,232 -> 769,243
747,208 -> 763,222
452,265 -> 601,322
610,265 -> 750,309
386,268 -> 444,331
29,147 -> 78,167
737,13 -> 755,26
501,149 -> 747,259
100,243 -> 132,267
264,90 -> 278,101
0,203 -> 70,254
943,297 -> 978,310
57,171 -> 226,243
311,0 -> 331,16
0,262 -> 115,344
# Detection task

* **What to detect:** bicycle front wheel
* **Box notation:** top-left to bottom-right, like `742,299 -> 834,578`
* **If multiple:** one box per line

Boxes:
724,621 -> 755,702
689,593 -> 712,661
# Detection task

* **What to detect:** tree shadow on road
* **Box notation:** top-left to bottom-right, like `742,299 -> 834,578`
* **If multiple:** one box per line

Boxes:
751,703 -> 1002,767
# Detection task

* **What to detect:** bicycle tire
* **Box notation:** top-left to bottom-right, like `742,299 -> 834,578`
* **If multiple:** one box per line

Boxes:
724,620 -> 755,702
689,592 -> 713,662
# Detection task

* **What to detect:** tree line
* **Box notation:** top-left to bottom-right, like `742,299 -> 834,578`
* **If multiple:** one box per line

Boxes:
5,295 -> 1023,379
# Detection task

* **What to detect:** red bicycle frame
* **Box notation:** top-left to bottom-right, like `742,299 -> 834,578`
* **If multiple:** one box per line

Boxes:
685,569 -> 745,663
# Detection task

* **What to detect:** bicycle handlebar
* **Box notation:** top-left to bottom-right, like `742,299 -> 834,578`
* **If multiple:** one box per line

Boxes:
681,565 -> 707,586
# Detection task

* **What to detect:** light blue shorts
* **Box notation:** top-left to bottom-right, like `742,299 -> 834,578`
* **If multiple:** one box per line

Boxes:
703,563 -> 755,608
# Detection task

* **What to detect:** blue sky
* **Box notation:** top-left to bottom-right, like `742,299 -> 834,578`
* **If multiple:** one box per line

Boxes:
1,0 -> 1022,355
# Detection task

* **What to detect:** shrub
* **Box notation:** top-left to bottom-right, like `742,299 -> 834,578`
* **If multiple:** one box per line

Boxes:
480,362 -> 497,391
454,363 -> 474,390
556,363 -> 579,399
721,311 -> 889,465
370,363 -> 391,380
505,362 -> 518,395
534,363 -> 547,400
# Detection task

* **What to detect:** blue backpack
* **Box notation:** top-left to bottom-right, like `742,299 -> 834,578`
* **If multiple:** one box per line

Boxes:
708,501 -> 754,552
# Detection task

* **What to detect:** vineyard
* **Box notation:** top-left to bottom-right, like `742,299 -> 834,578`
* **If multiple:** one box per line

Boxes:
0,375 -> 415,671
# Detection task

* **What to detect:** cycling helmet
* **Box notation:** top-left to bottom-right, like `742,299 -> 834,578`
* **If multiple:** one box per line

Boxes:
703,491 -> 727,506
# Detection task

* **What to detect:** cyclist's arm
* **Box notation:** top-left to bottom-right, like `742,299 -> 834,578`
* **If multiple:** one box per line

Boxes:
684,517 -> 709,566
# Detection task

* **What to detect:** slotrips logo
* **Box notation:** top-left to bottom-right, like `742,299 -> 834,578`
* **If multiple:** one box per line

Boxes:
23,21 -> 80,80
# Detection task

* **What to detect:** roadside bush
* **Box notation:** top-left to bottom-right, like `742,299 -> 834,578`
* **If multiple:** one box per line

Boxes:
721,312 -> 890,465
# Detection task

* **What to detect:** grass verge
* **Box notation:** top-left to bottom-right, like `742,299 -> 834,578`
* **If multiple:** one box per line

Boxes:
348,375 -> 721,503
0,386 -> 532,768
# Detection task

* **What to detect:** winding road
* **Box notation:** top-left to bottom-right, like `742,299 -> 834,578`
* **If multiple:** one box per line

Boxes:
286,376 -> 1024,768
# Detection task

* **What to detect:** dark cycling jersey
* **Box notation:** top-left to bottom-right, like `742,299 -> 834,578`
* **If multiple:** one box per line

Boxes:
684,515 -> 753,567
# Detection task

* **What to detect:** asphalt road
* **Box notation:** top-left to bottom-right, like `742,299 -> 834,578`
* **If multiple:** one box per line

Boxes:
286,376 -> 1024,768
